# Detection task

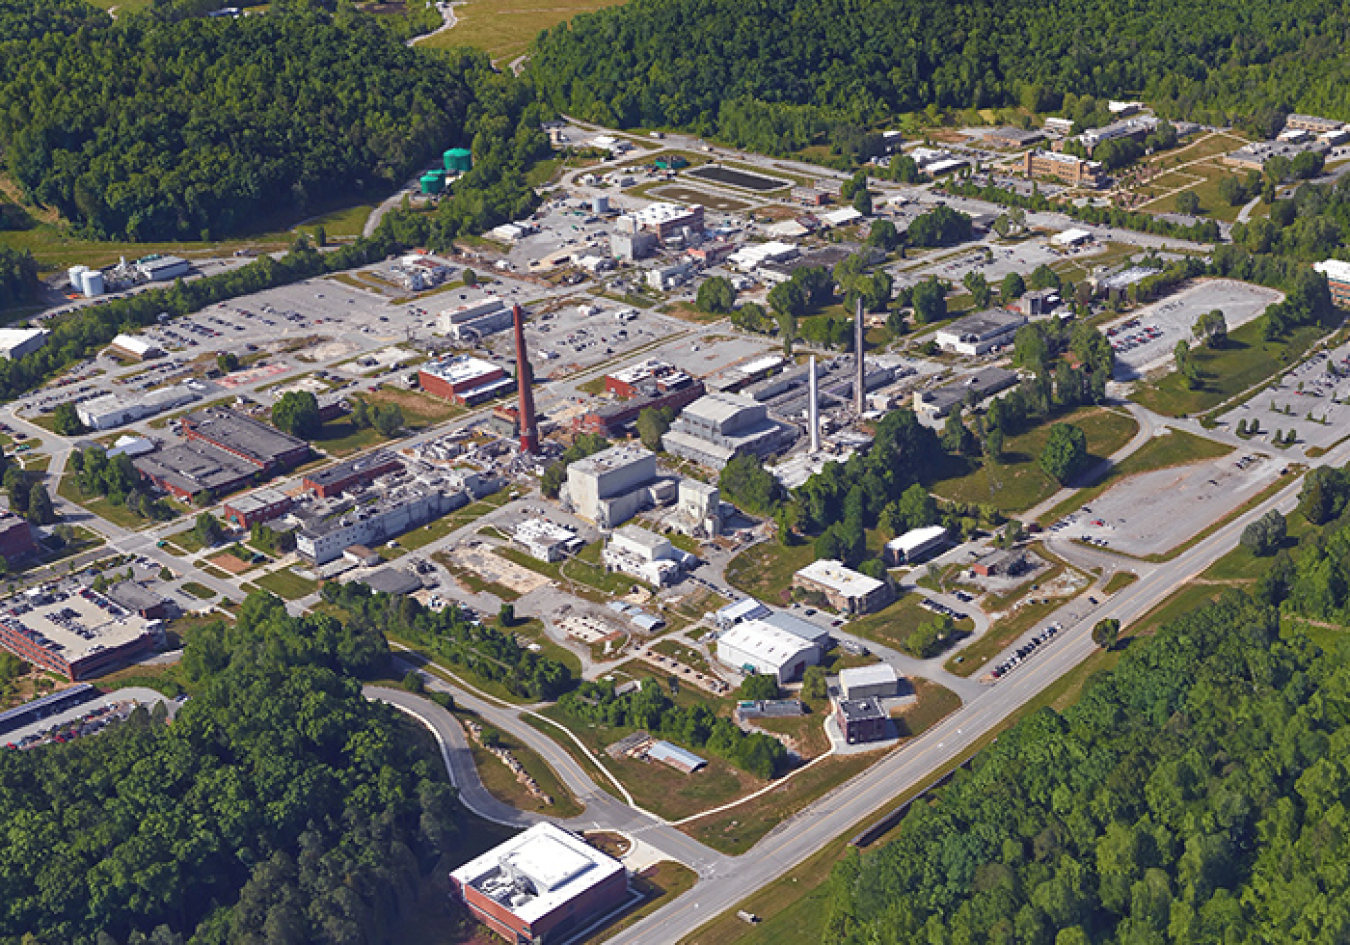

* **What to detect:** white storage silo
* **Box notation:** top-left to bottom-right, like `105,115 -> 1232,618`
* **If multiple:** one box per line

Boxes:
68,265 -> 88,293
80,269 -> 105,297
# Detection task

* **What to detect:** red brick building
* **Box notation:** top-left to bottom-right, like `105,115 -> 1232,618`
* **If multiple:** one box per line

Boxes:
0,588 -> 159,681
222,488 -> 296,528
450,823 -> 629,944
302,451 -> 403,499
182,409 -> 311,474
0,512 -> 36,562
418,355 -> 510,404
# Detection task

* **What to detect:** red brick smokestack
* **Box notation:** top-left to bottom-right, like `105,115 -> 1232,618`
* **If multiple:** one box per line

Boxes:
513,304 -> 539,453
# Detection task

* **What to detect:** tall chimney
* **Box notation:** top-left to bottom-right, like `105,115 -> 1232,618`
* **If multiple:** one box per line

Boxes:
854,296 -> 866,415
808,355 -> 820,453
513,304 -> 539,454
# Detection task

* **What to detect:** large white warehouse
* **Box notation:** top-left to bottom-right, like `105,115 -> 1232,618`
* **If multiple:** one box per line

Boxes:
716,618 -> 821,682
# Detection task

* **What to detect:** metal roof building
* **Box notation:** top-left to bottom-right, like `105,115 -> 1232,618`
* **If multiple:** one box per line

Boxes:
716,619 -> 821,683
885,525 -> 948,565
839,663 -> 900,701
647,740 -> 707,773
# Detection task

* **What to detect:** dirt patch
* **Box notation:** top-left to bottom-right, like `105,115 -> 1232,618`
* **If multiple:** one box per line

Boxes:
450,543 -> 551,595
208,553 -> 251,574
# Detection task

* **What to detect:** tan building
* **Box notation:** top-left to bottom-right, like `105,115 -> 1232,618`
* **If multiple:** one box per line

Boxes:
1021,150 -> 1106,188
793,559 -> 894,615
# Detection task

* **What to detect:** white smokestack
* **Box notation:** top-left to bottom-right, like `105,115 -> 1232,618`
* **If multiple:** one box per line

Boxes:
808,355 -> 820,453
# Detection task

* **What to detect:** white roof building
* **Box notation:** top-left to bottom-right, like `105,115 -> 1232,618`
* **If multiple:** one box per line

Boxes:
839,663 -> 900,701
513,519 -> 582,562
820,207 -> 864,227
0,328 -> 48,361
885,525 -> 949,564
716,618 -> 821,682
109,334 -> 163,360
1052,228 -> 1093,247
727,241 -> 798,271
1314,259 -> 1350,284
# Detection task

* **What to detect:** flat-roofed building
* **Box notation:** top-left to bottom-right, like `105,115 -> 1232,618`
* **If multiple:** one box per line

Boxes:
436,297 -> 513,342
450,823 -> 629,945
295,481 -> 469,565
565,444 -> 660,528
985,127 -> 1046,149
759,610 -> 831,649
108,334 -> 164,362
106,581 -> 169,620
713,597 -> 771,629
836,697 -> 889,744
934,309 -> 1027,357
716,619 -> 821,682
222,487 -> 294,529
0,512 -> 35,562
418,355 -> 511,405
182,408 -> 311,473
134,441 -> 261,500
1286,114 -> 1346,135
602,524 -> 682,586
839,663 -> 900,701
513,519 -> 583,562
1021,150 -> 1106,187
1315,259 -> 1350,307
793,559 -> 894,615
0,328 -> 49,361
303,451 -> 403,498
0,587 -> 162,681
629,202 -> 704,244
137,256 -> 190,282
914,367 -> 1020,420
77,386 -> 198,431
662,391 -> 793,470
885,524 -> 948,565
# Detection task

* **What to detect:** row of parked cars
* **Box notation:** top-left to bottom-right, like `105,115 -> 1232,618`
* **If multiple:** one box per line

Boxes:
990,623 -> 1061,680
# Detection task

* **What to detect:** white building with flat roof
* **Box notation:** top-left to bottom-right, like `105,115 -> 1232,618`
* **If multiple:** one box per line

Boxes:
602,524 -> 682,586
513,519 -> 583,562
934,310 -> 1027,357
716,619 -> 821,682
839,663 -> 901,700
564,444 -> 662,528
885,525 -> 948,565
0,329 -> 48,361
793,559 -> 894,614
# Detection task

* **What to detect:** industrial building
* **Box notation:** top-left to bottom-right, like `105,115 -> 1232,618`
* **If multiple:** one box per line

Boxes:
0,328 -> 48,361
183,409 -> 311,474
513,519 -> 583,562
716,619 -> 821,682
662,391 -> 793,470
885,525 -> 948,565
713,598 -> 771,629
0,587 -> 163,681
106,582 -> 170,620
793,560 -> 894,615
1315,260 -> 1350,307
621,202 -> 705,245
1223,139 -> 1327,172
839,663 -> 900,701
1021,150 -> 1106,187
670,478 -> 723,538
601,524 -> 686,586
934,310 -> 1028,357
575,377 -> 706,438
450,822 -> 629,945
108,334 -> 164,361
418,355 -> 513,405
1072,115 -> 1157,154
437,297 -> 514,342
221,488 -> 294,529
760,610 -> 831,649
564,444 -> 670,528
133,441 -> 261,500
0,513 -> 36,562
294,480 -> 468,565
836,698 -> 889,744
727,241 -> 798,272
914,367 -> 1020,420
985,127 -> 1046,149
76,386 -> 198,431
136,256 -> 190,282
1285,113 -> 1347,134
610,230 -> 657,261
646,740 -> 707,774
303,451 -> 403,498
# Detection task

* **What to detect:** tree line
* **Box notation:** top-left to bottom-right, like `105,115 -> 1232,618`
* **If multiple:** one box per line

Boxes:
0,590 -> 462,945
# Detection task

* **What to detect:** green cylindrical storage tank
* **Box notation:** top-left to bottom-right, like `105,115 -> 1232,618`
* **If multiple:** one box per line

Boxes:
420,172 -> 444,195
444,147 -> 473,173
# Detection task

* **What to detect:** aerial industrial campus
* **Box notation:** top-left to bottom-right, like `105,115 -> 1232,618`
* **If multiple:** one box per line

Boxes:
7,60 -> 1350,945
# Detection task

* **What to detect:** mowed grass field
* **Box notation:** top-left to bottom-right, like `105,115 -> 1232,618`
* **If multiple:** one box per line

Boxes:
420,0 -> 631,63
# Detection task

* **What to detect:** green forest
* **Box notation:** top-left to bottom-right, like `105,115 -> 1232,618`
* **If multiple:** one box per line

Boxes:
0,591 -> 464,945
0,0 -> 504,241
529,0 -> 1350,153
823,471 -> 1350,944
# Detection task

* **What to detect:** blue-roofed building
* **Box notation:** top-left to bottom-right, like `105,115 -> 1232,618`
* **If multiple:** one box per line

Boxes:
647,740 -> 707,773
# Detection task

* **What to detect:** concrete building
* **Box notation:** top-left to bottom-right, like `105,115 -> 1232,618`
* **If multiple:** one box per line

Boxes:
934,310 -> 1028,356
760,610 -> 831,649
1286,114 -> 1346,135
1073,115 -> 1157,154
1017,288 -> 1061,317
672,478 -> 722,538
836,697 -> 888,744
1052,228 -> 1094,247
0,329 -> 48,361
294,481 -> 469,565
839,664 -> 900,701
513,519 -> 583,562
450,823 -> 629,945
1315,259 -> 1350,307
793,560 -> 894,615
304,451 -> 403,498
108,334 -> 164,361
418,355 -> 512,405
602,524 -> 683,586
0,512 -> 36,563
914,367 -> 1020,420
1043,117 -> 1075,135
106,582 -> 170,621
610,230 -> 657,261
134,442 -> 261,501
137,256 -> 190,282
437,297 -> 514,342
662,391 -> 793,470
985,127 -> 1046,149
0,587 -> 162,681
76,386 -> 198,431
790,186 -> 828,205
221,488 -> 294,529
716,619 -> 821,682
1021,149 -> 1106,187
626,202 -> 704,245
574,380 -> 706,437
713,598 -> 771,629
564,445 -> 662,528
885,524 -> 949,565
183,409 -> 310,474
972,549 -> 1028,577
727,241 -> 799,272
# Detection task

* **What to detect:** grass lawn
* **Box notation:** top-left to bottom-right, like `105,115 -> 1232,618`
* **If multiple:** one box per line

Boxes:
462,714 -> 585,818
432,554 -> 521,602
361,387 -> 464,429
508,618 -> 583,679
406,489 -> 514,548
420,0 -> 631,63
251,568 -> 318,600
1103,571 -> 1139,595
592,861 -> 698,944
1038,428 -> 1233,526
931,406 -> 1139,513
56,474 -> 163,531
1133,318 -> 1321,418
895,678 -> 963,737
180,582 -> 216,600
314,420 -> 386,458
724,541 -> 816,605
847,593 -> 975,654
197,564 -> 231,580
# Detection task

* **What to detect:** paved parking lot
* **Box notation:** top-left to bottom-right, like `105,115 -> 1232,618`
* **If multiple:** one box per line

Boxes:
1049,438 -> 1278,557
1108,280 -> 1282,381
897,237 -> 1080,287
1219,342 -> 1350,452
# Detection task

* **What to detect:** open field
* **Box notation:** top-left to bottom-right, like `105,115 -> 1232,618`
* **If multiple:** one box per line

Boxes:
651,185 -> 754,212
361,387 -> 465,429
846,593 -> 975,654
724,542 -> 815,605
462,714 -> 584,818
418,0 -> 630,63
590,861 -> 698,945
249,568 -> 318,600
931,406 -> 1139,512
